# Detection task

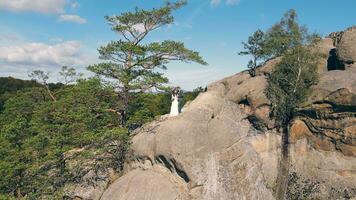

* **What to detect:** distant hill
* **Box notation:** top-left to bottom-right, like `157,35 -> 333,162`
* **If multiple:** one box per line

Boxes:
0,77 -> 41,111
0,77 -> 40,96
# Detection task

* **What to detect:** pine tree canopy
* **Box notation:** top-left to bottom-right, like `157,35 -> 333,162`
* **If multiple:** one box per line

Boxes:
88,0 -> 207,93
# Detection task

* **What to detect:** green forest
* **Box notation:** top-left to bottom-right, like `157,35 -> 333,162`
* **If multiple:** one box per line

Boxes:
0,75 -> 202,199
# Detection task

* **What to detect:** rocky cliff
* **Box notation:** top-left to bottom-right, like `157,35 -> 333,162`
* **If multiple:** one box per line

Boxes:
71,27 -> 356,200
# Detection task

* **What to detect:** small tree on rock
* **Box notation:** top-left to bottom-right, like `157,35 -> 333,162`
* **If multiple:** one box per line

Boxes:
238,29 -> 265,77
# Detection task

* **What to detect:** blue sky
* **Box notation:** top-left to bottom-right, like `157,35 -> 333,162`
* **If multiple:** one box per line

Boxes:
0,0 -> 355,90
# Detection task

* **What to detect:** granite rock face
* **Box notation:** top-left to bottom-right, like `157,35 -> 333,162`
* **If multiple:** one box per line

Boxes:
98,28 -> 356,200
336,26 -> 356,64
102,92 -> 275,200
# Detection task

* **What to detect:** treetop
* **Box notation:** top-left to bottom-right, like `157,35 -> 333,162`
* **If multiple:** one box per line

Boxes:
105,1 -> 187,44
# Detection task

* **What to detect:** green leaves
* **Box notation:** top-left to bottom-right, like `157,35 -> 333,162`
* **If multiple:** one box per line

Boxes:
239,29 -> 265,57
89,1 -> 206,126
263,9 -> 320,58
0,79 -> 129,197
106,1 -> 186,43
144,40 -> 208,66
239,9 -> 322,78
59,66 -> 83,85
239,9 -> 322,128
96,40 -> 207,71
238,29 -> 265,76
266,10 -> 320,127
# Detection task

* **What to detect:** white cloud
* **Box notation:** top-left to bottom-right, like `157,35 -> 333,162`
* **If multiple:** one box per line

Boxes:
0,40 -> 97,81
58,14 -> 87,24
0,0 -> 66,14
0,41 -> 87,68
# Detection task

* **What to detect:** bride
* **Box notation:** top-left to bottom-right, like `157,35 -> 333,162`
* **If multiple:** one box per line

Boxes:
170,87 -> 180,117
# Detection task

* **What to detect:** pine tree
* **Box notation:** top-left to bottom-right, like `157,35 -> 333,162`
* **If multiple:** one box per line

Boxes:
238,29 -> 265,77
88,1 -> 207,126
264,10 -> 321,200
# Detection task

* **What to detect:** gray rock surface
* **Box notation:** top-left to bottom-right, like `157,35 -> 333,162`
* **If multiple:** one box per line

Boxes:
98,29 -> 356,200
102,91 -> 275,200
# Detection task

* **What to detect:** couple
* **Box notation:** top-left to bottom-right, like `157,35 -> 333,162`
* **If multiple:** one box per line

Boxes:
170,87 -> 181,117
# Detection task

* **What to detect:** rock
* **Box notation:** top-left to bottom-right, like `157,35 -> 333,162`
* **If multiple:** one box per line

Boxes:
99,27 -> 356,200
208,71 -> 272,128
101,168 -> 189,200
256,57 -> 281,76
315,37 -> 335,57
308,66 -> 356,104
101,91 -> 275,200
290,120 -> 312,143
337,26 -> 356,63
314,38 -> 334,73
328,31 -> 344,46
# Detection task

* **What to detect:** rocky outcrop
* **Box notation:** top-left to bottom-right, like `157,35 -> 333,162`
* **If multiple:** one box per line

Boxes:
98,27 -> 356,200
295,66 -> 356,157
336,26 -> 356,64
328,26 -> 356,70
101,92 -> 275,200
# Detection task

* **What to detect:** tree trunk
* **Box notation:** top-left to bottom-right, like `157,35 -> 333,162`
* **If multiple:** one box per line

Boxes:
16,188 -> 22,199
118,88 -> 129,127
45,85 -> 57,102
275,125 -> 291,200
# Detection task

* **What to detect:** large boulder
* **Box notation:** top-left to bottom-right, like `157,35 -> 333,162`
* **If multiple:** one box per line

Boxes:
337,26 -> 356,63
101,168 -> 189,200
102,91 -> 275,200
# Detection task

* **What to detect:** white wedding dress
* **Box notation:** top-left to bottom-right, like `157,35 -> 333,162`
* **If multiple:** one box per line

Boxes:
170,94 -> 179,117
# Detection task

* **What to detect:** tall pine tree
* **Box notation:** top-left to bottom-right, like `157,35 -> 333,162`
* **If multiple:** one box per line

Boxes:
88,1 -> 207,126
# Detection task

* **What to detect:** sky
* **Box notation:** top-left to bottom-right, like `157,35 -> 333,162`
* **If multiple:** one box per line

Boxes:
0,0 -> 355,90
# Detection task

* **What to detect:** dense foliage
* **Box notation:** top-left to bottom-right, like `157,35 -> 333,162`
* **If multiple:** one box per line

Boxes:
240,9 -> 321,128
264,9 -> 321,129
88,0 -> 206,126
0,75 -> 203,198
0,77 -> 40,112
260,10 -> 321,200
266,47 -> 320,129
239,10 -> 320,77
0,78 -> 129,198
